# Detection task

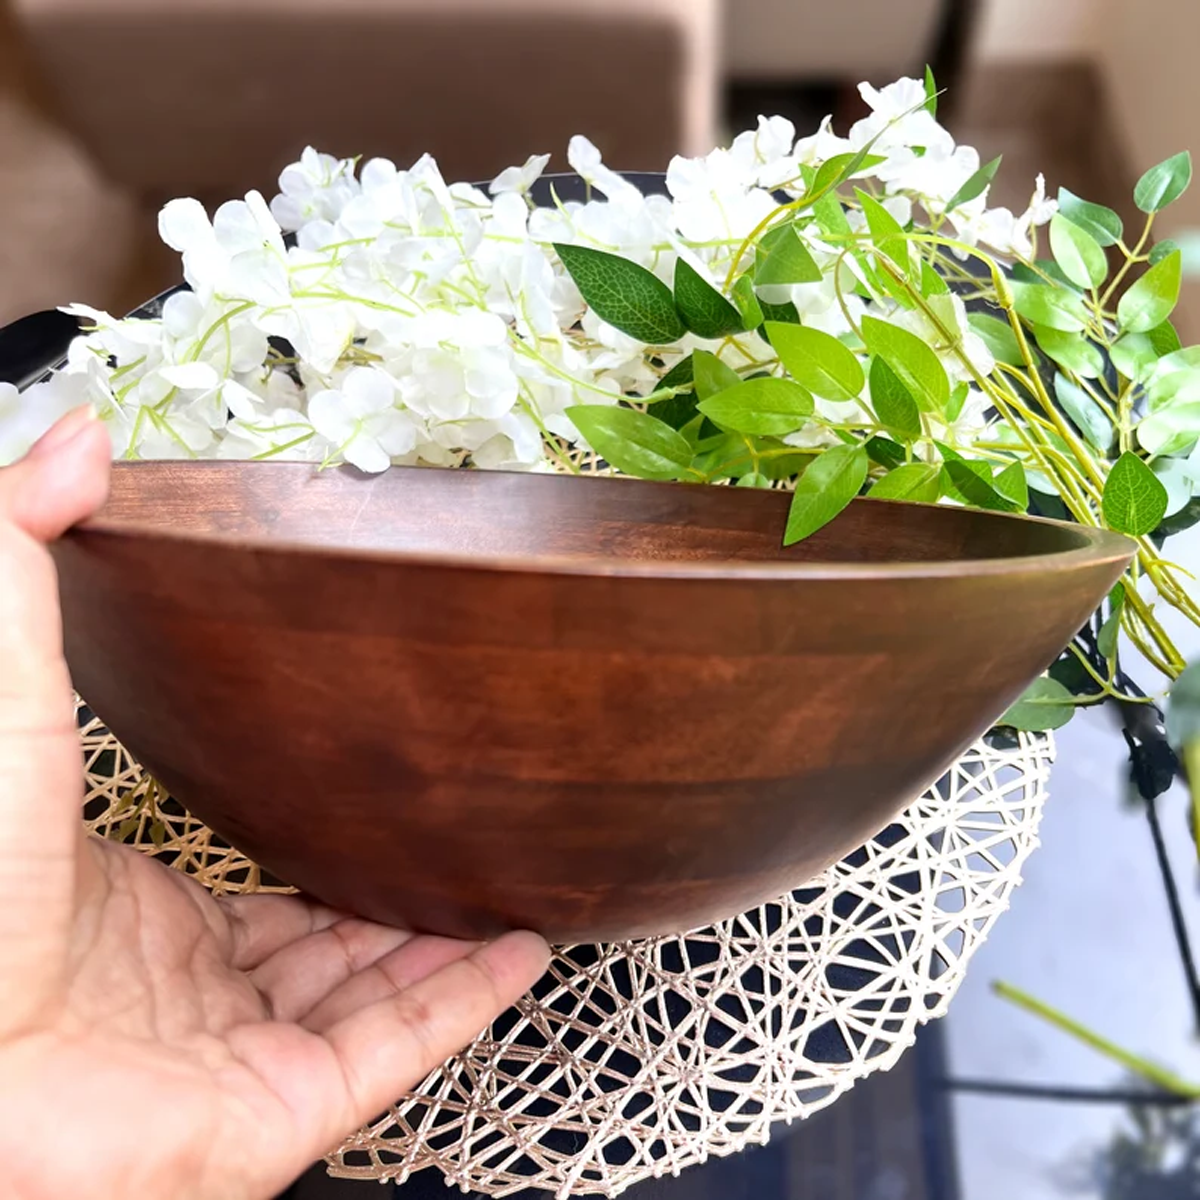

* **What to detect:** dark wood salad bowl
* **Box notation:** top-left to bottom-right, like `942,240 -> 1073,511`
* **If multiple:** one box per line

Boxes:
52,462 -> 1132,941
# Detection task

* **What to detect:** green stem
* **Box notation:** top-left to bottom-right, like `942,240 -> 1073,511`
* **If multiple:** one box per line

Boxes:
994,981 -> 1200,1098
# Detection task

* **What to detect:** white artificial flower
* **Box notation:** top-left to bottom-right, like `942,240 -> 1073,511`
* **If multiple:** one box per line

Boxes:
666,149 -> 777,243
158,190 -> 289,306
217,407 -> 324,462
308,366 -> 420,473
2,82 -> 1063,488
893,144 -> 981,211
792,115 -> 854,167
567,135 -> 644,206
490,153 -> 552,195
270,146 -> 361,232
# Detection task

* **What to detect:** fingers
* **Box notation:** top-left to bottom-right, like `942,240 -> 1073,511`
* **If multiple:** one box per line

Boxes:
216,893 -> 346,971
0,406 -> 111,540
301,935 -> 481,1033
319,931 -> 549,1122
250,917 -> 415,1022
0,409 -> 110,1032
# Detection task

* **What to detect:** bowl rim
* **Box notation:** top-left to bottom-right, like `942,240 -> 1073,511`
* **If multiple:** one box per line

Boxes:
73,460 -> 1138,584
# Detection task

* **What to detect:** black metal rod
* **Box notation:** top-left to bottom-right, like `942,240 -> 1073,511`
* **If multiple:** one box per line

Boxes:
939,1078 -> 1194,1107
1142,787 -> 1200,1033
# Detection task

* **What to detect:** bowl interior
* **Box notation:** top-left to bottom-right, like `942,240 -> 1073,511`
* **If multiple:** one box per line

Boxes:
92,461 -> 1105,571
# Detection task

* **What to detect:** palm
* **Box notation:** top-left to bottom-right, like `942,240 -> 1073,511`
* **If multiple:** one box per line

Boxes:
0,414 -> 549,1200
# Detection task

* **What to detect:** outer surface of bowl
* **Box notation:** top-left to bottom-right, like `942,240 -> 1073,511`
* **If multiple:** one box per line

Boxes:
54,463 -> 1132,941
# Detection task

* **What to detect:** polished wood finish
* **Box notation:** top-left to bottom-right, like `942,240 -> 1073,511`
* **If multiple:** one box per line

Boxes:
53,463 -> 1133,941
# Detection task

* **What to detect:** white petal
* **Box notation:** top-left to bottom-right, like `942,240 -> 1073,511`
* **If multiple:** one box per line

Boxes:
158,362 -> 220,391
221,380 -> 261,420
307,389 -> 354,444
162,291 -> 205,339
341,366 -> 395,417
158,198 -> 213,252
343,434 -> 391,473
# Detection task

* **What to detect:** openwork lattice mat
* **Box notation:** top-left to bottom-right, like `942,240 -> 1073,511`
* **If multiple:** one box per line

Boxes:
79,706 -> 1052,1197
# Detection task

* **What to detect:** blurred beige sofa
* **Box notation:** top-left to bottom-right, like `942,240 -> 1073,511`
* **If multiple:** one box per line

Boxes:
723,0 -> 945,80
11,0 -> 719,202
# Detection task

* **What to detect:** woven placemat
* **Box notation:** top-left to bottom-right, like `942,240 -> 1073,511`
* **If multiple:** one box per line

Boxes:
79,704 -> 1050,1197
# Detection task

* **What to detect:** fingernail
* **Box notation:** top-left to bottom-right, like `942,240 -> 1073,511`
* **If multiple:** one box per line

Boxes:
29,405 -> 98,459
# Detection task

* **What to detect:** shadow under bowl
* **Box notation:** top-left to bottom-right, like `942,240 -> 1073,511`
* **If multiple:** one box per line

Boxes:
54,462 -> 1132,942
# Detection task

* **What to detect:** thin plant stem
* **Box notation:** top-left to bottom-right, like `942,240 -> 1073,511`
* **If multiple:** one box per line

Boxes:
993,981 -> 1200,1099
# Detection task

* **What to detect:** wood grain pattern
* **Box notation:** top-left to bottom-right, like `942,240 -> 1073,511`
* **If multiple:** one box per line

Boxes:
52,462 -> 1133,941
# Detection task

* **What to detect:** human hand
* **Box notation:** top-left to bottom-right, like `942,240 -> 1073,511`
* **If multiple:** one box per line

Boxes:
0,407 -> 550,1200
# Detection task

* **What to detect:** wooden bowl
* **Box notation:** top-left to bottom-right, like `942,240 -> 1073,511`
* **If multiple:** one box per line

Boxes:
53,462 -> 1132,941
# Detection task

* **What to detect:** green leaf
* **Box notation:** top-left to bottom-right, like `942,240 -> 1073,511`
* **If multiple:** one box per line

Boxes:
1134,151 -> 1193,213
1102,450 -> 1169,535
865,436 -> 906,471
869,462 -> 940,502
693,348 -> 742,400
999,677 -> 1077,732
566,405 -> 693,480
656,353 -> 694,393
730,273 -> 765,331
943,459 -> 1021,512
691,429 -> 745,477
967,312 -> 1025,367
994,460 -> 1029,509
698,377 -> 814,436
1109,333 -> 1159,382
755,225 -> 822,286
924,64 -> 938,116
857,190 -> 908,267
1151,346 -> 1200,377
1010,259 -> 1084,294
1152,457 -> 1194,518
554,244 -> 685,344
869,356 -> 922,440
768,322 -> 866,402
1146,368 -> 1200,410
945,155 -> 1003,214
1032,324 -> 1105,378
1050,651 -> 1104,698
1049,214 -> 1108,290
1054,373 -> 1112,453
783,445 -> 869,545
1011,282 -> 1089,332
1148,320 -> 1183,357
812,190 -> 852,238
737,471 -> 771,489
1057,188 -> 1123,247
1137,402 -> 1200,457
673,258 -> 744,339
811,151 -> 887,199
946,381 -> 969,423
1151,239 -> 1181,266
860,315 -> 950,412
1166,659 -> 1200,749
1097,583 -> 1125,661
759,447 -> 816,481
1118,251 -> 1182,333
647,356 -> 698,428
920,259 -> 950,296
759,298 -> 801,326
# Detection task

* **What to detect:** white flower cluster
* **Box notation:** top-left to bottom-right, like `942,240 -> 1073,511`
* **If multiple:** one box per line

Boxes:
0,77 -> 1056,471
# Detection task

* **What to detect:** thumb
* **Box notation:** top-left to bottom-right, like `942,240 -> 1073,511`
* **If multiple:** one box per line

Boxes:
0,407 -> 111,1035
0,405 -> 112,539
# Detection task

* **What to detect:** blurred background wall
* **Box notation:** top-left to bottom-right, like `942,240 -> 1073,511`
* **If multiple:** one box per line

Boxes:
0,0 -> 1197,332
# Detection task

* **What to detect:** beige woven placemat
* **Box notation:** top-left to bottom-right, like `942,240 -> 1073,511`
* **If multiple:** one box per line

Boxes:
79,703 -> 1051,1197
